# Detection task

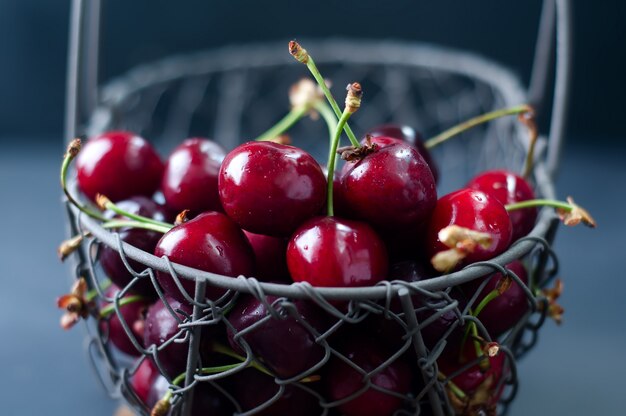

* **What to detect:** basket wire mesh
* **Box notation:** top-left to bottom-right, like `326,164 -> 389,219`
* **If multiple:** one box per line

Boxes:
62,1 -> 572,415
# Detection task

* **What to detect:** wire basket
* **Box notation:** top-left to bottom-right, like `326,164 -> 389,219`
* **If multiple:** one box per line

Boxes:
63,1 -> 572,415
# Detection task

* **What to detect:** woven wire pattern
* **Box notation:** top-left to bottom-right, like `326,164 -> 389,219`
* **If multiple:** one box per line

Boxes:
66,41 -> 559,416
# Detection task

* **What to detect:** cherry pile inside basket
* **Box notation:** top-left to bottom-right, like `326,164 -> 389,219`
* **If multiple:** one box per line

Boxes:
57,42 -> 595,416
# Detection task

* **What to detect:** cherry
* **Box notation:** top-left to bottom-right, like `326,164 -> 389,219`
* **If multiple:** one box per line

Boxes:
438,343 -> 508,415
341,139 -> 437,236
387,261 -> 467,351
130,358 -> 160,405
425,188 -> 513,272
154,211 -> 255,303
243,231 -> 290,282
149,381 -> 234,416
161,138 -> 226,216
465,261 -> 530,338
287,216 -> 388,287
467,170 -> 538,241
326,335 -> 413,416
99,286 -> 148,357
99,196 -> 172,296
365,124 -> 439,183
143,295 -> 193,377
218,141 -> 326,237
227,368 -> 321,415
226,294 -> 326,379
76,130 -> 164,203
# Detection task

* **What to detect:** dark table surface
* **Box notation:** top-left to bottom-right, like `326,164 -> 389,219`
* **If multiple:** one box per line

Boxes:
1,138 -> 624,415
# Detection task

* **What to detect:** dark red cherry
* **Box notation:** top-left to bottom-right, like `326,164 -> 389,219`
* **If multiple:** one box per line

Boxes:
154,211 -> 255,303
287,216 -> 388,288
341,140 -> 437,236
131,359 -> 160,405
143,295 -> 193,377
326,336 -> 413,416
438,343 -> 508,415
145,372 -> 169,409
161,138 -> 226,215
99,287 -> 148,357
243,231 -> 290,282
425,189 -> 513,269
365,124 -> 439,183
226,294 -> 326,379
100,196 -> 172,297
218,141 -> 327,237
466,261 -> 530,337
227,368 -> 321,416
76,131 -> 164,203
387,261 -> 467,351
467,169 -> 538,241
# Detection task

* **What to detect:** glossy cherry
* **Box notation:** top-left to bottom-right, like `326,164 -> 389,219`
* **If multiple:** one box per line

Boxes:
100,196 -> 172,297
365,124 -> 439,183
131,358 -> 160,405
99,287 -> 148,357
341,139 -> 437,236
287,216 -> 388,287
154,211 -> 255,303
161,138 -> 226,215
326,335 -> 413,416
143,295 -> 193,377
467,169 -> 537,241
425,189 -> 513,269
76,130 -> 164,203
465,261 -> 530,338
438,343 -> 508,415
243,231 -> 290,282
226,294 -> 326,379
218,141 -> 327,237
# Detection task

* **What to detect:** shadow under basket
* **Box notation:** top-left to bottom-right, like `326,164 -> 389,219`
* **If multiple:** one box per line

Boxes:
64,39 -> 566,416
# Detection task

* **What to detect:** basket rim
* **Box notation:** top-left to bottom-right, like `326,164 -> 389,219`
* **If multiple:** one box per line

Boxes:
86,38 -> 528,138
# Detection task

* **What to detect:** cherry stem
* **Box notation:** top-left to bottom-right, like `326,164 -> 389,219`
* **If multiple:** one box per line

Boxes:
289,41 -> 360,148
97,195 -> 174,229
102,219 -> 171,234
212,341 -> 274,378
60,139 -> 107,222
438,372 -> 467,400
314,101 -> 339,148
85,279 -> 112,302
254,105 -> 309,142
424,104 -> 534,150
327,109 -> 354,217
99,295 -> 146,318
505,199 -> 572,212
473,288 -> 501,318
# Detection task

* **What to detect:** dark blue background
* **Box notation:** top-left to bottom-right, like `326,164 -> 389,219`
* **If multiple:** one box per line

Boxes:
1,0 -> 625,141
1,1 -> 625,415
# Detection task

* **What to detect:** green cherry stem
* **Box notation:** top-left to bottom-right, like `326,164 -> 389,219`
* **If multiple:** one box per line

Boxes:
289,41 -> 360,148
326,83 -> 363,217
424,104 -> 538,178
99,295 -> 146,318
254,105 -> 309,142
96,194 -> 174,229
313,101 -> 340,148
212,342 -> 274,378
438,372 -> 467,400
102,219 -> 171,234
61,139 -> 108,222
506,197 -> 596,228
85,279 -> 112,302
424,105 -> 533,149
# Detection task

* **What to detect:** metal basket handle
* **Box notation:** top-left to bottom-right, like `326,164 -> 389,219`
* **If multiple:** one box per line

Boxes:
64,0 -> 572,178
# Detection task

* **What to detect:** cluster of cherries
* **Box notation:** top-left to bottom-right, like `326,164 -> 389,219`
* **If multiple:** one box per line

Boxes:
57,41 -> 595,416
